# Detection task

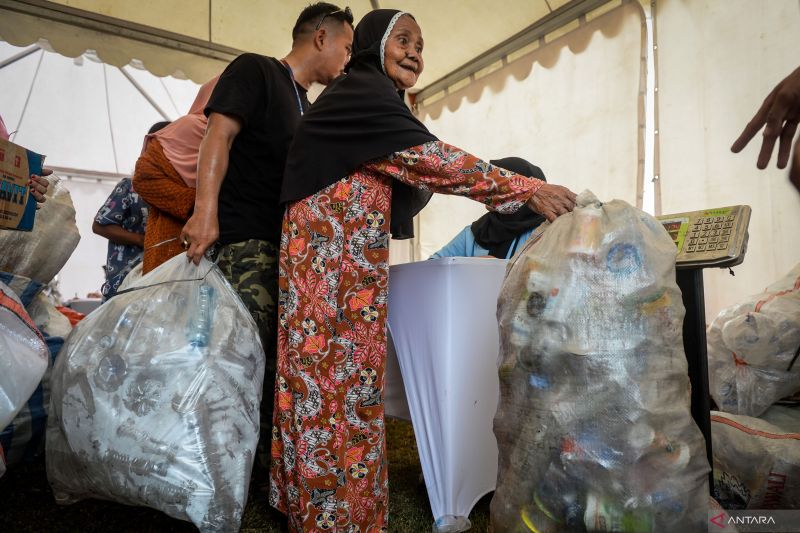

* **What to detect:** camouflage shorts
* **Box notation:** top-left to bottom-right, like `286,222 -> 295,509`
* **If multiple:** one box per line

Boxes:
214,238 -> 278,470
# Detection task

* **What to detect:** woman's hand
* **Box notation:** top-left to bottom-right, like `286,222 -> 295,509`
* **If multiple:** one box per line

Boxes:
527,183 -> 577,222
29,168 -> 52,207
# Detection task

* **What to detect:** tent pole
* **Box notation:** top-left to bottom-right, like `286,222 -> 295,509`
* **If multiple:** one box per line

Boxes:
11,48 -> 44,141
48,165 -> 130,183
0,44 -> 40,70
118,66 -> 172,121
103,64 -> 120,174
159,77 -> 181,117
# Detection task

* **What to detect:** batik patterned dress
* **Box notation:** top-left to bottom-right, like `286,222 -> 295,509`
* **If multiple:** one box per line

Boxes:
270,140 -> 543,532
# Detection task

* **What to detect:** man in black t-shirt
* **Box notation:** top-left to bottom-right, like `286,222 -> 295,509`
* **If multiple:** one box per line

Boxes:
179,2 -> 354,475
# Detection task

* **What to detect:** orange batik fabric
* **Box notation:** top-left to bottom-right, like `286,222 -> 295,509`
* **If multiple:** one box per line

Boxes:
270,141 -> 541,532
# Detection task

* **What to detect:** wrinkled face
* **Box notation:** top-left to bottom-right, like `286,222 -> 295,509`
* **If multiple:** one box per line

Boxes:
383,15 -> 424,91
318,21 -> 354,84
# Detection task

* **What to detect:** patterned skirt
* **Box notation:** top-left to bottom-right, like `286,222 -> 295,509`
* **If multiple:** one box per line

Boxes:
270,169 -> 393,533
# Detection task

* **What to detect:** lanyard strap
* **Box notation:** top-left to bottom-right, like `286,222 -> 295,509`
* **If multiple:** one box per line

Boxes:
280,59 -> 305,117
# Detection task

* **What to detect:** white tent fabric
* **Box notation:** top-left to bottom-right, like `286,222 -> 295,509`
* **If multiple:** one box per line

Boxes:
1,42 -> 200,175
414,2 -> 644,259
656,0 -> 800,321
0,41 -> 200,300
0,4 -> 229,83
0,0 -> 574,86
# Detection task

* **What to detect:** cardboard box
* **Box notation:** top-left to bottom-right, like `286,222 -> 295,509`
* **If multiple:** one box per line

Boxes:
0,138 -> 43,231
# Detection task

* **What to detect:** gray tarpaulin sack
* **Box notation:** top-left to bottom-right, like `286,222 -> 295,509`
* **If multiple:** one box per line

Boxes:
46,255 -> 264,532
0,272 -> 67,475
0,280 -> 49,477
492,191 -> 709,532
0,176 -> 80,284
712,408 -> 799,510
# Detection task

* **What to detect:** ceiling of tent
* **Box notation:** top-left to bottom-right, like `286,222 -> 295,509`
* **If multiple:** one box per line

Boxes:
0,0 -> 603,89
0,0 -> 617,178
0,41 -> 201,177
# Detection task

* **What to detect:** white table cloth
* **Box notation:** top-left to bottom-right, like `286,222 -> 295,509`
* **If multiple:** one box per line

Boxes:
384,257 -> 508,531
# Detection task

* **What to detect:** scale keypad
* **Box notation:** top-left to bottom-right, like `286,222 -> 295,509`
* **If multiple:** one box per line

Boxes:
685,216 -> 732,254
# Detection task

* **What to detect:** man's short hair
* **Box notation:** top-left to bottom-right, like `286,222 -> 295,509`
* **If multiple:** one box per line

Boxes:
292,3 -> 354,41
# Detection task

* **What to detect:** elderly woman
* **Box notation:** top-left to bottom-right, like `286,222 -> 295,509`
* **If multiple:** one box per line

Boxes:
271,9 -> 577,531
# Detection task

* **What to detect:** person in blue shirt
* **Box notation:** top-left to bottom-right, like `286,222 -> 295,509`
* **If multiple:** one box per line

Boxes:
92,122 -> 174,300
92,176 -> 149,300
430,157 -> 548,259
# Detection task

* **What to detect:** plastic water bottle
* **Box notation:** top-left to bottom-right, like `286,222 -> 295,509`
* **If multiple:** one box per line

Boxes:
188,284 -> 214,348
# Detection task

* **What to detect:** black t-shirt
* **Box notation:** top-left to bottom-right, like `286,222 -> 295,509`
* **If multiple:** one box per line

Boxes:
205,53 -> 308,245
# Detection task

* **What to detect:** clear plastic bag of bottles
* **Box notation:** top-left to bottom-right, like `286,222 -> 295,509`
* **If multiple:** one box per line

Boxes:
492,191 -> 710,532
0,281 -> 49,431
708,263 -> 800,417
46,255 -> 265,532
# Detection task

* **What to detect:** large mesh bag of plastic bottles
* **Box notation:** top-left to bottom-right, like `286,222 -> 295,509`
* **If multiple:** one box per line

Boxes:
708,263 -> 800,417
0,271 -> 67,473
0,175 -> 80,284
711,408 -> 799,510
46,255 -> 265,531
492,191 -> 710,532
1,280 -> 49,436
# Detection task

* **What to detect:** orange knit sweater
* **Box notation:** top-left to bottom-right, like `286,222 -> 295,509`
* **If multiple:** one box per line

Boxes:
132,139 -> 196,274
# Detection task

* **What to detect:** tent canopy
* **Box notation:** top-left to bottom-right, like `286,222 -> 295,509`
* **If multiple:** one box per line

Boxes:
0,0 -> 609,89
0,41 -> 201,177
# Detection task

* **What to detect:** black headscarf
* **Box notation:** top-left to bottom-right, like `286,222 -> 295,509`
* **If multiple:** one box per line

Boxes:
471,157 -> 547,259
280,9 -> 438,239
